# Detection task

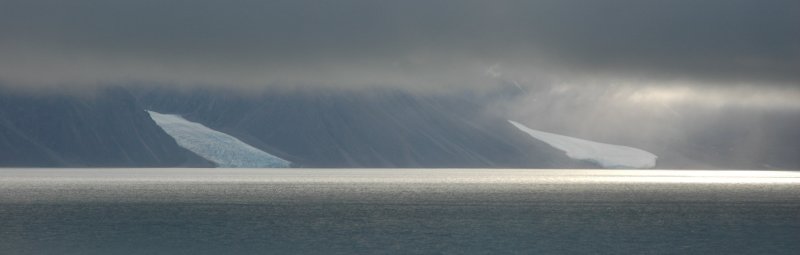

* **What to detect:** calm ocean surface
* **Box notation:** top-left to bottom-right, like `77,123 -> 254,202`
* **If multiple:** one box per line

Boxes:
1,169 -> 799,254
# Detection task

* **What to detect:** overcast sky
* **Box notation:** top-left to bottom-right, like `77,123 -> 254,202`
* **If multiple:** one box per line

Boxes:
1,0 -> 798,102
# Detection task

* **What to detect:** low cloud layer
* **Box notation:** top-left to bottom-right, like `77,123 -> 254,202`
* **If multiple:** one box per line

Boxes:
1,0 -> 798,96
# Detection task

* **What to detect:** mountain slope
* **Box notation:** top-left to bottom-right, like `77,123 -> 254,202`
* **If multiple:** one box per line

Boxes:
509,120 -> 657,168
138,88 -> 587,168
0,87 -> 212,167
148,111 -> 290,168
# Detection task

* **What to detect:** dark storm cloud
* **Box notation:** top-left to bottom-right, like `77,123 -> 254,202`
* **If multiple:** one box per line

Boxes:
0,0 -> 798,88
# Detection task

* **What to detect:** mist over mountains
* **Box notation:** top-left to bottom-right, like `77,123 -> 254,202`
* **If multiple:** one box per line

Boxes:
1,84 -> 797,169
0,1 -> 797,169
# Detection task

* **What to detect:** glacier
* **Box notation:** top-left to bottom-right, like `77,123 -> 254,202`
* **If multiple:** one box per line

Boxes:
147,111 -> 290,168
509,120 -> 657,169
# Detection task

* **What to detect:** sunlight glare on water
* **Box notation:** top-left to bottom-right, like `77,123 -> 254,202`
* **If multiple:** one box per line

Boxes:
1,169 -> 799,254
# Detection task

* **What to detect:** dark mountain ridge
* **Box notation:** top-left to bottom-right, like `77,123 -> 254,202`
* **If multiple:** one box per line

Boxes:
0,87 -> 211,167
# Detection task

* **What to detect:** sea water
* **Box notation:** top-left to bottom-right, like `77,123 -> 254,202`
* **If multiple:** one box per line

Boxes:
1,169 -> 799,254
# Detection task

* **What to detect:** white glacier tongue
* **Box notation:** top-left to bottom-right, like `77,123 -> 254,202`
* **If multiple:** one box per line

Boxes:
148,111 -> 290,168
509,120 -> 657,169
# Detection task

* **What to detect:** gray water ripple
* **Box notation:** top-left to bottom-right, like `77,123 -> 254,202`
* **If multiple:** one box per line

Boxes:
2,169 -> 799,254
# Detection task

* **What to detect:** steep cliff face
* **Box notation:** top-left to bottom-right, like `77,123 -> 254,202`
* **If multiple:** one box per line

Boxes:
138,88 -> 585,168
0,87 -> 212,167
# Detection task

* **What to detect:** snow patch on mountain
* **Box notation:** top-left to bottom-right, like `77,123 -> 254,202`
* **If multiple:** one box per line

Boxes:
148,111 -> 290,168
509,120 -> 657,169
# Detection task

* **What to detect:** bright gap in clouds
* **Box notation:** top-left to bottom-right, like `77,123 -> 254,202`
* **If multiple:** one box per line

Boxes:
622,86 -> 800,110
